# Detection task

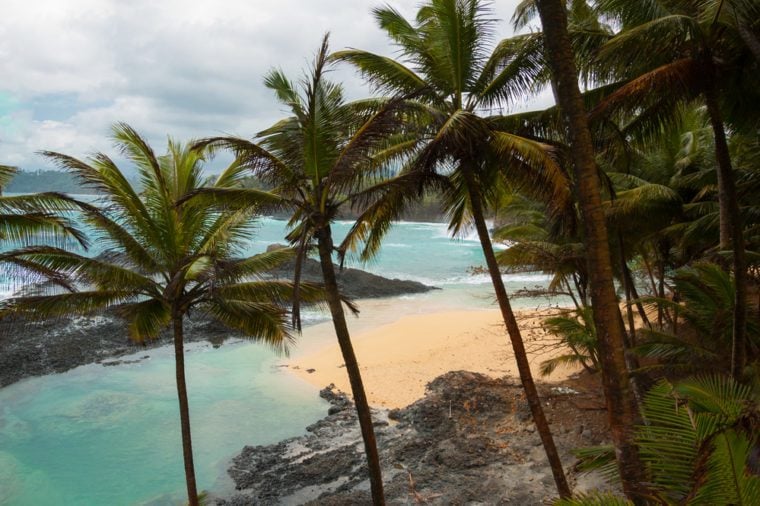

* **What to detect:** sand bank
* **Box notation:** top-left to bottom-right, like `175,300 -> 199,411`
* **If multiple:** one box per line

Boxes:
289,307 -> 581,408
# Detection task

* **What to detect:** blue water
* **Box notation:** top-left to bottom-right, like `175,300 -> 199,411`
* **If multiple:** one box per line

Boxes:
0,218 -> 552,505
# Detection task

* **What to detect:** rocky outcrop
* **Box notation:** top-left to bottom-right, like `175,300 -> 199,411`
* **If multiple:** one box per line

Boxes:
264,246 -> 435,300
217,371 -> 612,505
0,312 -> 234,387
0,259 -> 434,387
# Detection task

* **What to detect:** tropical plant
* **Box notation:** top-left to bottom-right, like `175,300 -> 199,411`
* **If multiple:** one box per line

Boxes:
190,36 -> 415,505
540,307 -> 600,377
637,262 -> 760,374
589,0 -> 759,379
530,0 -> 647,501
494,192 -> 588,308
567,374 -> 760,505
333,0 -> 575,496
0,125 -> 316,506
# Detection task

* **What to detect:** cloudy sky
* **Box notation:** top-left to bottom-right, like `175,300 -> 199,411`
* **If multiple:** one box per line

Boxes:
0,0 -> 550,172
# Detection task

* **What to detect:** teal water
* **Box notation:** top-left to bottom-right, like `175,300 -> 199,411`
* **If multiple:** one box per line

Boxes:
0,342 -> 326,505
0,218 -> 552,505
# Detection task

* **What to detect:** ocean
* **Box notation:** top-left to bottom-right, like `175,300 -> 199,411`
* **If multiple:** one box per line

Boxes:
0,218 -> 553,505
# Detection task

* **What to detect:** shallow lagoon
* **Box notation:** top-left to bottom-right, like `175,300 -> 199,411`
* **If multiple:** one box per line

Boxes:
0,340 -> 326,505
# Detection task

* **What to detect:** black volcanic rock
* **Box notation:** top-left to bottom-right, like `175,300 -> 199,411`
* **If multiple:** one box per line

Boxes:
216,371 -> 611,505
0,257 -> 435,388
264,245 -> 435,300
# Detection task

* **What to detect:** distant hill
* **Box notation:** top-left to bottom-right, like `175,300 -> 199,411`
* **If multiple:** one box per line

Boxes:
5,170 -> 98,194
4,170 -> 448,221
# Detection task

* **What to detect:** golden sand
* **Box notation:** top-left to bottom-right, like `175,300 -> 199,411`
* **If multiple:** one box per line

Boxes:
288,307 -> 581,409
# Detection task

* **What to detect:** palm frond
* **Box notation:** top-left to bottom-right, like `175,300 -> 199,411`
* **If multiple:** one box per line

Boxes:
332,51 -> 429,99
0,290 -> 133,321
203,298 -> 293,356
0,212 -> 88,249
118,299 -> 171,343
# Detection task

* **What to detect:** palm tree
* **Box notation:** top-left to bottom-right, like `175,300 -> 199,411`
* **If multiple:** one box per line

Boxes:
588,0 -> 756,379
333,0 -> 573,497
190,36 -> 415,505
0,125 -> 315,506
531,0 -> 647,502
494,192 -> 589,309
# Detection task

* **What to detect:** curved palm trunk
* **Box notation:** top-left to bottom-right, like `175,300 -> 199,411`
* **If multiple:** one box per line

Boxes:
702,64 -> 748,379
465,175 -> 571,499
315,225 -> 385,505
625,260 -> 651,329
173,313 -> 199,506
534,0 -> 647,502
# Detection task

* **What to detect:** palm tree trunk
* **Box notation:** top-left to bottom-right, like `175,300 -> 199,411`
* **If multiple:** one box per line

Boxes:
625,260 -> 651,329
564,278 -> 582,311
173,313 -> 199,506
315,225 -> 385,505
702,62 -> 748,380
618,237 -> 637,346
534,1 -> 647,502
657,256 -> 666,328
464,173 -> 571,499
736,19 -> 760,63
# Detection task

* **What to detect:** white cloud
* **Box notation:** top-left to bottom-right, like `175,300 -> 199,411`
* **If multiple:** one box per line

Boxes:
0,0 -> 551,171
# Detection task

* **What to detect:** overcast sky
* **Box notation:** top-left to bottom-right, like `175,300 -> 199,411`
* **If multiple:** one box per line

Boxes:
0,0 -> 551,172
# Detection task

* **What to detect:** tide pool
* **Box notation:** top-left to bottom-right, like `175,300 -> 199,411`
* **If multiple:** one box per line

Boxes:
0,341 -> 326,505
0,219 -> 554,504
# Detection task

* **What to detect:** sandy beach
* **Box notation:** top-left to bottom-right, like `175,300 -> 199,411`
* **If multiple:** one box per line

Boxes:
289,307 -> 581,408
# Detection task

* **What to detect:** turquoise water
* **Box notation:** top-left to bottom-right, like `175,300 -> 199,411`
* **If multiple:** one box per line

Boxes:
0,218 -> 552,505
0,342 -> 326,505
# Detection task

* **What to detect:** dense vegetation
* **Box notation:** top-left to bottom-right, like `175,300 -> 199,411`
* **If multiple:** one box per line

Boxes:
1,1 -> 758,505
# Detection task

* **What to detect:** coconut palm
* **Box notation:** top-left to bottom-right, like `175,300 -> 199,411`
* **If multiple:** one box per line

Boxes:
587,0 -> 759,379
0,125 -> 316,506
333,0 -> 574,497
494,191 -> 589,308
189,36 -> 418,505
530,0 -> 648,501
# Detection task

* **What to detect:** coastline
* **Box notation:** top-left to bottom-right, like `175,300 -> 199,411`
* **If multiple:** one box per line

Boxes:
287,305 -> 580,409
1,286 -> 585,505
223,298 -> 607,504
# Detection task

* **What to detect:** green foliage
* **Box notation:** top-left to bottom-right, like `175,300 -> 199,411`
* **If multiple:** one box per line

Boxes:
333,0 -> 572,254
190,35 -> 415,329
571,445 -> 620,485
494,191 -> 587,305
0,165 -> 88,250
640,375 -> 759,504
572,374 -> 760,504
637,262 -> 760,373
540,307 -> 600,376
0,125 -> 314,351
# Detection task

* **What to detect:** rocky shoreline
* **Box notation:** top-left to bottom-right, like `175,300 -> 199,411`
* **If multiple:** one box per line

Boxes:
0,263 -> 434,387
215,371 -> 612,505
0,265 -> 614,505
